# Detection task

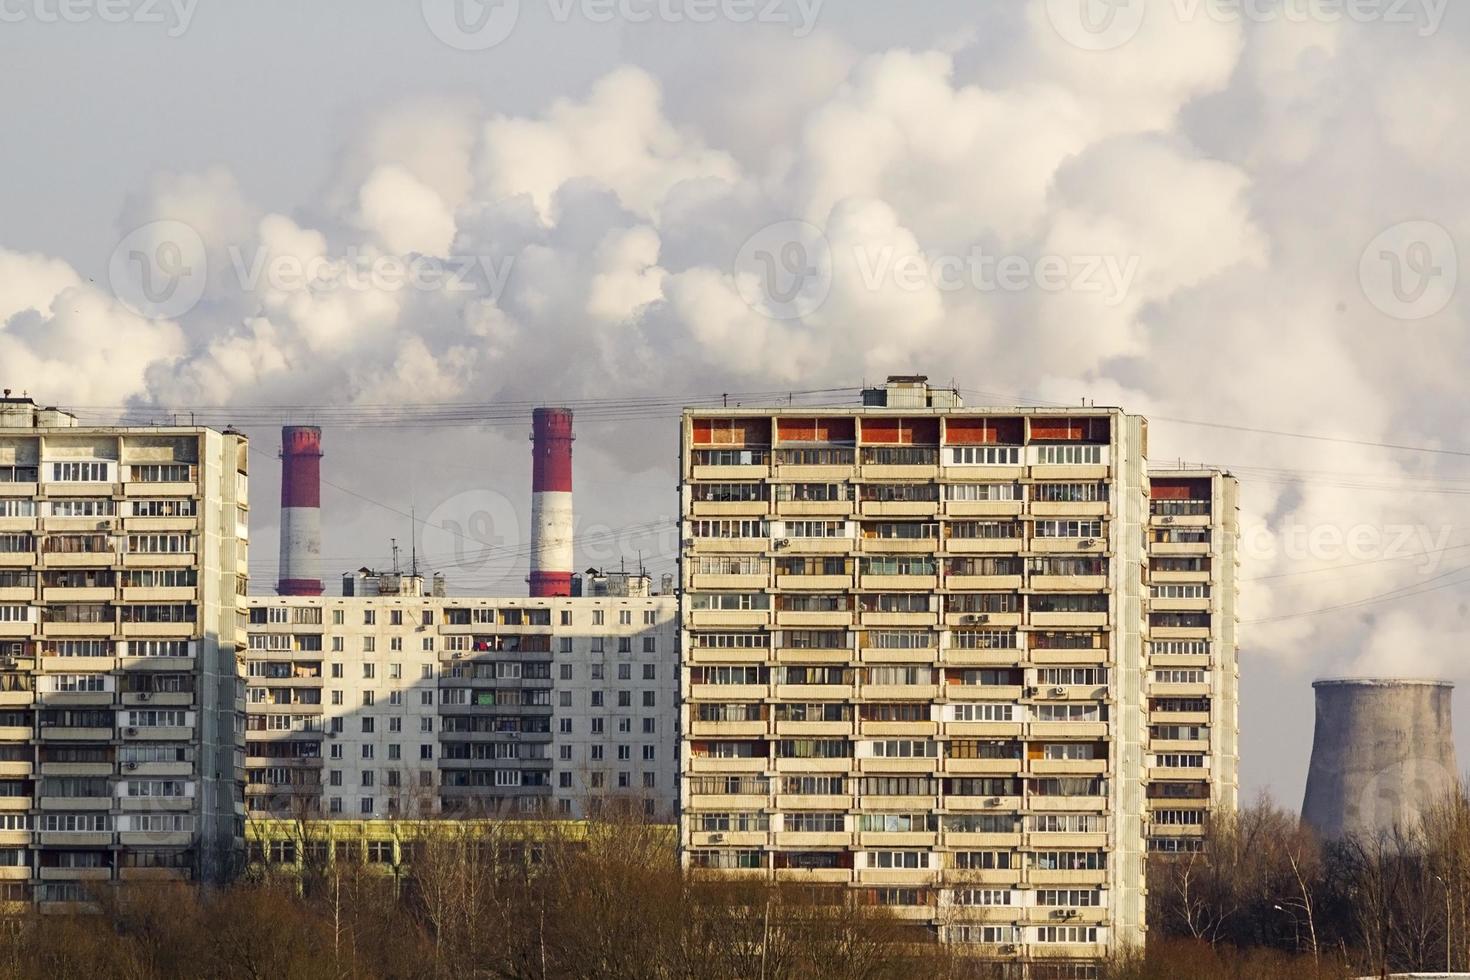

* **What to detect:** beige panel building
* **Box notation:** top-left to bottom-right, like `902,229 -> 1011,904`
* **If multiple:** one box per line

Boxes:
678,378 -> 1151,967
244,573 -> 678,822
0,396 -> 249,908
1144,470 -> 1240,853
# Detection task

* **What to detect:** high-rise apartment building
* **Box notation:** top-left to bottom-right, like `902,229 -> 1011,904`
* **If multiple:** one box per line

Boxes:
244,573 -> 678,821
0,395 -> 249,908
1144,469 -> 1240,853
679,378 -> 1152,965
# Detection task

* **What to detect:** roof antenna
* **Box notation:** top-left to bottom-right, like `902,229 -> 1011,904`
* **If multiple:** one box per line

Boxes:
410,508 -> 419,578
391,538 -> 400,575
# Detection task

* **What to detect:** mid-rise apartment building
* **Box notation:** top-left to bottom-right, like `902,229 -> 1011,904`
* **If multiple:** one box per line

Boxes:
679,378 -> 1151,967
1144,470 -> 1240,853
0,396 -> 249,907
244,572 -> 678,821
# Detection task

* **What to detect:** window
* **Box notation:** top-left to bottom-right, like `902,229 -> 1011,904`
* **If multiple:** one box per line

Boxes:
948,446 -> 1019,466
1034,444 -> 1103,465
51,461 -> 110,482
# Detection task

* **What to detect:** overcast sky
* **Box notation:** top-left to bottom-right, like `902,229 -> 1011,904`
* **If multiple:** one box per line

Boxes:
2,0 -> 1467,806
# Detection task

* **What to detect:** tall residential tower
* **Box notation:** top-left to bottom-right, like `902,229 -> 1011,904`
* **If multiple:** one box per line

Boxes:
679,378 -> 1151,965
0,396 -> 249,908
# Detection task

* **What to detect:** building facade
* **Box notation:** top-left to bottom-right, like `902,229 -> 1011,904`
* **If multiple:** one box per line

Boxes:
0,397 -> 249,907
1144,469 -> 1240,853
244,577 -> 678,822
679,379 -> 1151,966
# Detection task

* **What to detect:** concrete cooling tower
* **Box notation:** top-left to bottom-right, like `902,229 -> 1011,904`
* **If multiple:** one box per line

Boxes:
1301,679 -> 1458,839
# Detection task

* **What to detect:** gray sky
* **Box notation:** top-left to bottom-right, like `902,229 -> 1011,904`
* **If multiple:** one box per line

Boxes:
2,0 -> 1468,807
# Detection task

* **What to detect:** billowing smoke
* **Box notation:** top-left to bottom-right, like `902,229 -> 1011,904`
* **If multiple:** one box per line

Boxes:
3,2 -> 1467,798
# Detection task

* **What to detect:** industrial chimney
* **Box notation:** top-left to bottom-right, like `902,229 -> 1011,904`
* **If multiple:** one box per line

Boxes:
278,426 -> 324,596
1301,678 -> 1458,839
529,408 -> 574,597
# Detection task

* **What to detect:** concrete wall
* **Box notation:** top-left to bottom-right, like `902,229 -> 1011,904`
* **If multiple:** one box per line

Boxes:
1302,679 -> 1457,839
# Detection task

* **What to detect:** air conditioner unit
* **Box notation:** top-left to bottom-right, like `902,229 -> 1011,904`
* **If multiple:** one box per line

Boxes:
1080,539 -> 1097,548
137,692 -> 151,701
773,538 -> 791,549
1050,686 -> 1066,696
1159,515 -> 1175,525
1000,944 -> 1018,953
708,833 -> 725,843
125,761 -> 138,771
125,727 -> 138,736
983,797 -> 1001,807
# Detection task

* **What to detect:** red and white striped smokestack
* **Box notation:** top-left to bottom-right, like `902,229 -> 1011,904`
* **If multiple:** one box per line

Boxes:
529,408 -> 574,597
278,426 -> 324,597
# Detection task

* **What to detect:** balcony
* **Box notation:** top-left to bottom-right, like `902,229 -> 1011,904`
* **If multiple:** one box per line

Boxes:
773,499 -> 853,517
38,867 -> 111,882
689,720 -> 766,739
40,621 -> 113,639
774,684 -> 852,701
773,831 -> 852,848
859,574 -> 937,591
690,464 -> 769,481
1030,575 -> 1107,592
1029,612 -> 1108,629
773,647 -> 850,663
118,866 -> 190,881
941,649 -> 1020,668
944,574 -> 1023,591
774,611 -> 851,629
859,684 -> 938,702
859,501 -> 938,518
689,574 -> 768,591
858,720 -> 937,738
688,500 -> 769,518
944,757 -> 1022,777
687,610 -> 769,629
774,574 -> 850,591
772,721 -> 851,738
40,726 -> 112,741
857,757 -> 937,775
122,481 -> 197,498
944,538 -> 1023,555
942,500 -> 1023,518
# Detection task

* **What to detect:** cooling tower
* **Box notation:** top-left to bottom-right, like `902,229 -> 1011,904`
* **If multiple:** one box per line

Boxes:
1301,678 -> 1457,839
529,408 -> 574,597
278,425 -> 324,596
